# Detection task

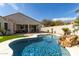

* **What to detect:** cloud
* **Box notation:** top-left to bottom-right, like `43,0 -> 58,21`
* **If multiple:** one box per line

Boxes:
0,3 -> 6,7
9,3 -> 19,11
0,3 -> 19,11
52,17 -> 76,21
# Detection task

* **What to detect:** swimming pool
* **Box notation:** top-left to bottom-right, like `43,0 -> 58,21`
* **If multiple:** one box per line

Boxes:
9,35 -> 70,56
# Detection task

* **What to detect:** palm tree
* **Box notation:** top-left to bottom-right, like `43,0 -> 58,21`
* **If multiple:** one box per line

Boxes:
75,9 -> 79,14
73,9 -> 79,34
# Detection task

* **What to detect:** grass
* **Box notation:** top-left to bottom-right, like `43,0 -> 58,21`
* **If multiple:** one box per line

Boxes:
0,34 -> 26,43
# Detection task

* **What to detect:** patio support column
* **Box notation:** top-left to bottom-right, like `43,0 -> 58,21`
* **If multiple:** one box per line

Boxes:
28,24 -> 30,33
36,25 -> 38,32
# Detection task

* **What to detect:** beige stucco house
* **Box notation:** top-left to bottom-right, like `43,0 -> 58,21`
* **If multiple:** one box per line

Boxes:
0,12 -> 42,35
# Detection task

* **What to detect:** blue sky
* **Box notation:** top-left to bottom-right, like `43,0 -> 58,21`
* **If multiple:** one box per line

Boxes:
0,3 -> 79,21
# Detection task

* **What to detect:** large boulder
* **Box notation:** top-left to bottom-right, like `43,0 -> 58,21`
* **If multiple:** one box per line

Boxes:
59,35 -> 79,47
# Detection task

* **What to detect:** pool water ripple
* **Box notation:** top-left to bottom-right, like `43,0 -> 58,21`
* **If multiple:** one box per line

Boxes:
9,35 -> 70,56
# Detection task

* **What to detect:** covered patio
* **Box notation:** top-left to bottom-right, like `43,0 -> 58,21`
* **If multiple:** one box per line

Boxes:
15,24 -> 39,33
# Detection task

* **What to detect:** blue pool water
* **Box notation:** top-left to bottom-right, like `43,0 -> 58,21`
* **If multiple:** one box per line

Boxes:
9,35 -> 70,56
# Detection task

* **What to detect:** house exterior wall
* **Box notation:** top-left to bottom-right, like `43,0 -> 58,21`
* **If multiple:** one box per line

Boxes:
0,17 -> 14,35
0,16 -> 4,29
7,20 -> 14,34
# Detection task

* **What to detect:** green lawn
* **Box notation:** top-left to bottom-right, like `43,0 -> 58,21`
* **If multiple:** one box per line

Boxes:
0,34 -> 25,43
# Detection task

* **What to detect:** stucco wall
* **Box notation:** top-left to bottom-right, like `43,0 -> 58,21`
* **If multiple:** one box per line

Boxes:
0,16 -> 5,29
0,17 -> 14,35
7,20 -> 14,34
41,24 -> 74,35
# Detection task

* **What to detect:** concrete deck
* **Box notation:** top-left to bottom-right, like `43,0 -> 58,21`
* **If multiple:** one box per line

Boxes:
66,46 -> 79,56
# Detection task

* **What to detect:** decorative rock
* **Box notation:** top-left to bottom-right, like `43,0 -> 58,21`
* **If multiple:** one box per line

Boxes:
59,35 -> 79,47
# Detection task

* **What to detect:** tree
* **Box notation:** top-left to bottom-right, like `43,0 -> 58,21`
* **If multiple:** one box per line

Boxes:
54,20 -> 64,26
41,19 -> 53,27
0,28 -> 6,35
62,28 -> 71,35
74,18 -> 79,26
69,9 -> 79,34
73,9 -> 79,33
74,9 -> 79,26
75,9 -> 79,13
41,19 -> 65,27
75,8 -> 79,16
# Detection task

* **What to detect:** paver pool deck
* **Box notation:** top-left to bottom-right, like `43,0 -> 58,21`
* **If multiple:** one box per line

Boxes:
0,33 -> 79,56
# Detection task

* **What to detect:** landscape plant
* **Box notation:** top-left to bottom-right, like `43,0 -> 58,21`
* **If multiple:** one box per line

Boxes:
62,28 -> 71,35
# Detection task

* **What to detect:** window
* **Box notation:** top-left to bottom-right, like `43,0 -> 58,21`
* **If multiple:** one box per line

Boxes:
4,23 -> 8,30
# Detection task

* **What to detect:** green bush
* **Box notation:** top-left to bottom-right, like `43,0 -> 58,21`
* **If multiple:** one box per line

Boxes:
62,28 -> 71,35
0,28 -> 6,35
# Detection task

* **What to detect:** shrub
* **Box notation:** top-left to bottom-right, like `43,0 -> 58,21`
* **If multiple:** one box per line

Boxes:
62,28 -> 71,35
0,28 -> 6,35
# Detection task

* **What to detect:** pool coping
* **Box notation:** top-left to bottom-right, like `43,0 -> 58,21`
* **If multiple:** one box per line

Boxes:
0,33 -> 50,56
